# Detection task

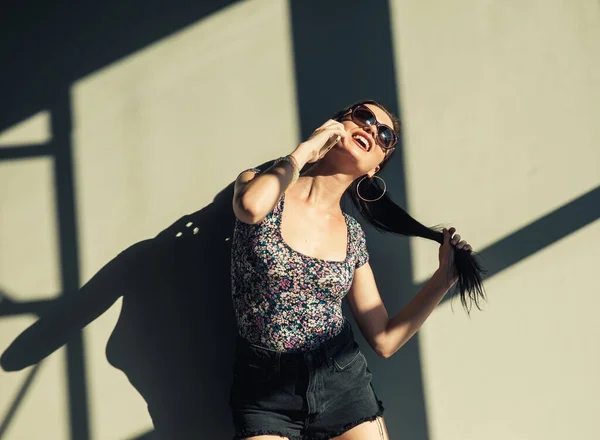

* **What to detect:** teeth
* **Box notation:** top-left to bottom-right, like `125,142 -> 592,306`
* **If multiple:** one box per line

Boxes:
353,134 -> 369,149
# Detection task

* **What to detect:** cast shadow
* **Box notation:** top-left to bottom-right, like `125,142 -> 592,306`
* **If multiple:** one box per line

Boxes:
1,181 -> 243,439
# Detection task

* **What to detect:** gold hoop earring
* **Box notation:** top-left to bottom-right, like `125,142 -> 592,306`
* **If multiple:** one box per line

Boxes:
356,175 -> 386,202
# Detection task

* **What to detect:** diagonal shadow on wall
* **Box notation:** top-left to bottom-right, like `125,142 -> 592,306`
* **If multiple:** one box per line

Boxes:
0,362 -> 42,440
0,2 -> 243,439
432,185 -> 600,292
1,1 -> 598,439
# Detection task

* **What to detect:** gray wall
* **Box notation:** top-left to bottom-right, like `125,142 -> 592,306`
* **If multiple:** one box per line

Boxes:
1,0 -> 599,439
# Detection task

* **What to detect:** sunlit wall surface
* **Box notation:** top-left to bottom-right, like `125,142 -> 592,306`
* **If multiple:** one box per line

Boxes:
1,0 -> 599,439
0,112 -> 69,438
389,0 -> 600,439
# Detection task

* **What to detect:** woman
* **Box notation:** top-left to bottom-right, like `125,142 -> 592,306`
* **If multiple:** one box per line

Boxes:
229,100 -> 484,440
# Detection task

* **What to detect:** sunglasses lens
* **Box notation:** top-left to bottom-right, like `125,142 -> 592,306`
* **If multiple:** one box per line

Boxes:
353,107 -> 376,125
378,128 -> 395,149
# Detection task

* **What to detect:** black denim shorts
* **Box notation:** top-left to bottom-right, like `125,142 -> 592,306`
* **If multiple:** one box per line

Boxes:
229,318 -> 385,440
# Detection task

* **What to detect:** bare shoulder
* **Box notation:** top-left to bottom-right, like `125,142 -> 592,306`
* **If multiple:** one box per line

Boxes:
233,168 -> 261,224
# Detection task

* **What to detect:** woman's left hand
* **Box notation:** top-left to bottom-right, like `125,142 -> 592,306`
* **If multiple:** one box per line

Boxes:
438,227 -> 473,284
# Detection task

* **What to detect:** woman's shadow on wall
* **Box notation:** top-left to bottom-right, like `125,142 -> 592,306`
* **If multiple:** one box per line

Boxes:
1,179 -> 250,439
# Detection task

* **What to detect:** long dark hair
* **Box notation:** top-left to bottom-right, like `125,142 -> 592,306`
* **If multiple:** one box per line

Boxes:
332,99 -> 487,314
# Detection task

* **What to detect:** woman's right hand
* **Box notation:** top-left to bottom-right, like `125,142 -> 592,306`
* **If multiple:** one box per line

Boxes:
292,119 -> 347,165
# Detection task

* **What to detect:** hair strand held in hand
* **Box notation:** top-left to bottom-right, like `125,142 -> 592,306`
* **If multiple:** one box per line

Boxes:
334,99 -> 488,314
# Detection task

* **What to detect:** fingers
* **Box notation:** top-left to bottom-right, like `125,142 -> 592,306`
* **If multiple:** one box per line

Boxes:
320,119 -> 345,129
443,227 -> 455,244
316,120 -> 346,135
444,227 -> 472,252
314,124 -> 347,141
456,240 -> 471,250
325,128 -> 347,144
442,228 -> 451,246
328,122 -> 347,137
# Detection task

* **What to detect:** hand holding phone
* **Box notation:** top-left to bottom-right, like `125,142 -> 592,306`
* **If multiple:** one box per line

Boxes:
318,134 -> 341,159
297,119 -> 346,164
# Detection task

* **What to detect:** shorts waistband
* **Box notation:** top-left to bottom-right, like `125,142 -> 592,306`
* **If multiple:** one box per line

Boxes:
235,318 -> 354,369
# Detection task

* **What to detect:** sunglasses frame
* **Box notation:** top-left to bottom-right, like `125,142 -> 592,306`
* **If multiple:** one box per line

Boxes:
344,104 -> 398,151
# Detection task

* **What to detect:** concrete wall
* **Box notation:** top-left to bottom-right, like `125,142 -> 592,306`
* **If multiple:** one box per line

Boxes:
1,0 -> 598,439
390,1 -> 600,438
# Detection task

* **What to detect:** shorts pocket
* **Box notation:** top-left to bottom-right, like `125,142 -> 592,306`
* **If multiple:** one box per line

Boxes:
332,341 -> 363,372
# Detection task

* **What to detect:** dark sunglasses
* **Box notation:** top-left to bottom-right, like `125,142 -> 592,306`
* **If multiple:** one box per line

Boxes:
343,104 -> 398,150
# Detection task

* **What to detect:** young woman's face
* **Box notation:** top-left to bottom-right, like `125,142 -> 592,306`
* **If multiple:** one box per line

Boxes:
338,103 -> 395,177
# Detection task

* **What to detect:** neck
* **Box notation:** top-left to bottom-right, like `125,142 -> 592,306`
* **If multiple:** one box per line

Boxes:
291,161 -> 357,213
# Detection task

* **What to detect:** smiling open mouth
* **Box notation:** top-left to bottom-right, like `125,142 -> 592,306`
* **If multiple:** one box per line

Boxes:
352,134 -> 369,150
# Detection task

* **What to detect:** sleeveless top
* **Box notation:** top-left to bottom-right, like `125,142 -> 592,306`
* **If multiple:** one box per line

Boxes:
230,168 -> 369,352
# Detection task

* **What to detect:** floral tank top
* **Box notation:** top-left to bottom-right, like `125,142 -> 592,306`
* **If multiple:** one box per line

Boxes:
230,168 -> 369,352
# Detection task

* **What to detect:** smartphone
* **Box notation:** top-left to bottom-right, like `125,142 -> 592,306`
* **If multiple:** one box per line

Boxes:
318,134 -> 341,158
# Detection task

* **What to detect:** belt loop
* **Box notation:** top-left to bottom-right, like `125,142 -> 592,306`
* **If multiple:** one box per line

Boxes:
324,343 -> 332,368
275,352 -> 281,376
